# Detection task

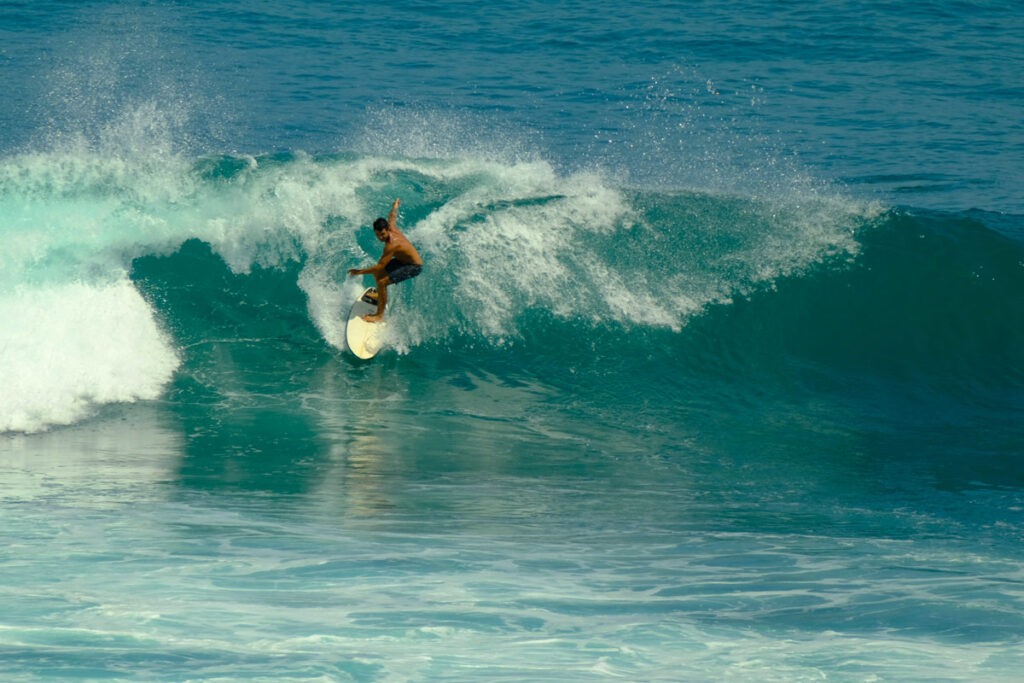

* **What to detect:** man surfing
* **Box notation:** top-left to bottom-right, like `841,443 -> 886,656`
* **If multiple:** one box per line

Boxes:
348,198 -> 423,322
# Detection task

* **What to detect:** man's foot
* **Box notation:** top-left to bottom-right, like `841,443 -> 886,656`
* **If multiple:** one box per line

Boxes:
362,313 -> 383,323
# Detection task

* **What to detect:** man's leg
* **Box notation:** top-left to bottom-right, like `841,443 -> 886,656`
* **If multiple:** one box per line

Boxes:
363,275 -> 391,322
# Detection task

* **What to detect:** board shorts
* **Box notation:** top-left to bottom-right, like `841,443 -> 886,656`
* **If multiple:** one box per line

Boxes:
384,259 -> 423,285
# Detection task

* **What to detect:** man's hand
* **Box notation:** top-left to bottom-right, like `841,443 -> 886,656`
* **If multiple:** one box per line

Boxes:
348,268 -> 361,277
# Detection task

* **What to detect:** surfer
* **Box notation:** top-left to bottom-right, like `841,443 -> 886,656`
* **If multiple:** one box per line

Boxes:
348,198 -> 423,322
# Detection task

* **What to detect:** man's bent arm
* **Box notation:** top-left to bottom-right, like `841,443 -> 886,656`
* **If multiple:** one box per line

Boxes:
348,242 -> 396,277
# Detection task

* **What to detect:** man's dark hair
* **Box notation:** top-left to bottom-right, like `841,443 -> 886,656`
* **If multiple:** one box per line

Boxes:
373,218 -> 388,231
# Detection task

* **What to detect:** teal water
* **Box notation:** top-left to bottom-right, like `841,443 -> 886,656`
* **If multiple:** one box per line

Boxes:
3,2 -> 1024,681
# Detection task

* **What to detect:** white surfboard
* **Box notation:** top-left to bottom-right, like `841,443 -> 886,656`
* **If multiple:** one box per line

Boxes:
345,287 -> 387,359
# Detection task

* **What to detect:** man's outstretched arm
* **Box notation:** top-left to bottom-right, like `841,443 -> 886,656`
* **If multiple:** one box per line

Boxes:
388,198 -> 401,232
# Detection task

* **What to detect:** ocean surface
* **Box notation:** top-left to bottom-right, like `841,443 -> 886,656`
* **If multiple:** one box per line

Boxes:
2,1 -> 1023,680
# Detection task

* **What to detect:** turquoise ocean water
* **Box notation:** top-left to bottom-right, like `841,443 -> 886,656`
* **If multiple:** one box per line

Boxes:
2,1 -> 1024,680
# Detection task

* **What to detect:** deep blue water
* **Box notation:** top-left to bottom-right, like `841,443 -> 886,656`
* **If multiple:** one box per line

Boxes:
2,1 -> 1024,680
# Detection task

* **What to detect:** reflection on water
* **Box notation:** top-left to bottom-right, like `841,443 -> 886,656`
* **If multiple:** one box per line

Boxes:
0,406 -> 183,508
4,337 -> 1024,682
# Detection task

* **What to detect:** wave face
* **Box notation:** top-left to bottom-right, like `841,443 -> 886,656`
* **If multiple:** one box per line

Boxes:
3,148 -> 1023,435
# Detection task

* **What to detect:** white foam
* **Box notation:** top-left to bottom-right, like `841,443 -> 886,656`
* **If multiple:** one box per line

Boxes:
0,279 -> 180,433
299,263 -> 367,353
371,158 -> 877,345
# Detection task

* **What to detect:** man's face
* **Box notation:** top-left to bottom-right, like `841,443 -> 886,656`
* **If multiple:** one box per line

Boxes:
374,227 -> 389,242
